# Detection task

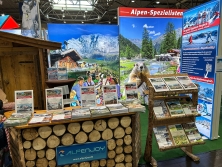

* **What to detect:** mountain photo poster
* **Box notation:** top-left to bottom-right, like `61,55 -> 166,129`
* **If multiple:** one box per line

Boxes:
118,8 -> 185,101
47,24 -> 119,81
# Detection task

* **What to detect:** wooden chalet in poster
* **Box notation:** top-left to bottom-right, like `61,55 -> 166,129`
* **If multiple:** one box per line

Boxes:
50,49 -> 82,69
0,31 -> 61,109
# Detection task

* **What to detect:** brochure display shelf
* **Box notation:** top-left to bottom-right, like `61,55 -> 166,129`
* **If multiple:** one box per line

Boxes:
143,74 -> 205,166
5,108 -> 141,167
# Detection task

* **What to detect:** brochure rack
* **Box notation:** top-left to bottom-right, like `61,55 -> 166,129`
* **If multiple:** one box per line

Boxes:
144,74 -> 205,166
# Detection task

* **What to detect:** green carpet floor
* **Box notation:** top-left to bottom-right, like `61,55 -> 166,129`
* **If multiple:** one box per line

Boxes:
139,109 -> 222,164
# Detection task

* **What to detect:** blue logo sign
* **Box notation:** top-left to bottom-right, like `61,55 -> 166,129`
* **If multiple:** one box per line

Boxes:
56,140 -> 107,166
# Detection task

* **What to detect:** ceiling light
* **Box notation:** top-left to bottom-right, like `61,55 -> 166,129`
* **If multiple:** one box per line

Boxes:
156,1 -> 160,4
64,21 -> 66,23
61,7 -> 64,12
62,13 -> 65,17
98,15 -> 101,19
46,14 -> 49,18
114,16 -> 117,19
85,9 -> 88,13
108,21 -> 111,24
131,0 -> 135,2
82,21 -> 84,23
83,14 -> 86,18
1,13 -> 4,16
51,0 -> 94,11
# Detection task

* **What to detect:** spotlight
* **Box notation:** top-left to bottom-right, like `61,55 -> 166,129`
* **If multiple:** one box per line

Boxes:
1,13 -> 5,16
108,21 -> 111,24
131,0 -> 135,2
82,21 -> 84,23
114,16 -> 117,19
83,14 -> 86,18
156,1 -> 160,4
62,13 -> 65,17
61,7 -> 64,12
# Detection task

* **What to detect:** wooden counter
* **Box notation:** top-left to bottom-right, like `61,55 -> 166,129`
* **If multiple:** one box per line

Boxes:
5,109 -> 141,167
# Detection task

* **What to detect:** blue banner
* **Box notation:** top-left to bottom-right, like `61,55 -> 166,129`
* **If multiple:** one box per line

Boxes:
56,141 -> 107,166
181,0 -> 221,139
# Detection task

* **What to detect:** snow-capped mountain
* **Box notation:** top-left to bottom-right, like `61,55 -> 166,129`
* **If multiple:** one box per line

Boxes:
130,39 -> 142,48
65,34 -> 119,58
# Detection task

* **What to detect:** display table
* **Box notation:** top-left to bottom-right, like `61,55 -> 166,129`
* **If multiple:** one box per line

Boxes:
5,108 -> 141,167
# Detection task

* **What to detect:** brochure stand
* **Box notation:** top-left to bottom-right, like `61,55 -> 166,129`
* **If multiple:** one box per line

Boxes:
144,73 -> 205,166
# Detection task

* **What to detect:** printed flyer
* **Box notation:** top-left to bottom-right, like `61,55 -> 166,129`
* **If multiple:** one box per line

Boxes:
124,82 -> 138,99
80,86 -> 96,108
15,90 -> 34,113
103,85 -> 118,105
46,88 -> 63,112
181,0 -> 221,138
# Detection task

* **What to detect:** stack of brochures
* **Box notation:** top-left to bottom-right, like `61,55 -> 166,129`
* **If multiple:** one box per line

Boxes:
4,113 -> 32,127
28,113 -> 52,124
106,103 -> 128,114
153,100 -> 170,118
72,108 -> 91,119
121,100 -> 145,113
51,110 -> 72,122
89,106 -> 110,117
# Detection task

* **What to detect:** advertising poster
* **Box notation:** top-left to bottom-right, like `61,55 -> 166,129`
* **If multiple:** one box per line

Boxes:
81,86 -> 96,108
46,88 -> 63,112
118,7 -> 184,101
15,90 -> 34,113
48,24 -> 119,106
181,0 -> 221,138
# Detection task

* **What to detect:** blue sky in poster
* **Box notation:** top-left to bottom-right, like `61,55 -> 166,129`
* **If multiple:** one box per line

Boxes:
47,24 -> 119,43
119,17 -> 182,40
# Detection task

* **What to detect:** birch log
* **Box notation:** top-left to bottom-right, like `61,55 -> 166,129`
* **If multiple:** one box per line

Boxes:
46,149 -> 56,160
108,118 -> 119,129
79,162 -> 90,167
107,159 -> 115,167
75,131 -> 88,144
23,141 -> 31,149
114,127 -> 125,139
25,148 -> 36,160
68,123 -> 81,134
108,150 -> 116,159
22,128 -> 38,140
61,133 -> 74,146
37,150 -> 45,158
116,139 -> 123,146
125,162 -> 132,167
26,161 -> 35,167
100,159 -> 106,167
124,135 -> 132,145
94,120 -> 107,131
125,155 -> 133,163
36,158 -> 48,167
89,130 -> 101,142
120,116 -> 131,128
125,127 -> 132,135
33,137 -> 46,150
115,153 -> 124,163
115,163 -> 124,167
53,124 -> 66,136
115,146 -> 123,154
48,160 -> 56,167
38,126 -> 52,139
82,121 -> 94,133
124,145 -> 132,154
107,139 -> 116,150
102,128 -> 113,140
91,160 -> 99,167
47,135 -> 60,148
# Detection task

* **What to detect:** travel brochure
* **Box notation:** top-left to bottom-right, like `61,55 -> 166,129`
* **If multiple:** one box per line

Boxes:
4,113 -> 32,127
162,77 -> 183,91
122,100 -> 146,113
149,78 -> 169,92
168,124 -> 189,146
46,88 -> 63,112
72,108 -> 91,119
153,100 -> 170,118
15,90 -> 34,114
124,82 -> 138,100
153,97 -> 198,118
176,76 -> 197,90
149,76 -> 197,92
165,100 -> 186,117
51,110 -> 72,122
89,106 -> 110,117
103,85 -> 118,105
47,67 -> 68,81
154,123 -> 202,148
182,122 -> 203,143
28,114 -> 52,124
153,126 -> 173,149
80,86 -> 96,108
106,103 -> 128,114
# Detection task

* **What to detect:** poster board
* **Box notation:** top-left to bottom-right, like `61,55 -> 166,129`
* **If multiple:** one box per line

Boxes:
181,0 -> 221,139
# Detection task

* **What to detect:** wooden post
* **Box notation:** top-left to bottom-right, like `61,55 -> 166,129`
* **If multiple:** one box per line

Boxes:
144,86 -> 154,163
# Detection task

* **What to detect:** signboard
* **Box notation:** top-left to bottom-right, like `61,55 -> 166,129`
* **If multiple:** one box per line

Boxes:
56,141 -> 107,166
181,0 -> 221,139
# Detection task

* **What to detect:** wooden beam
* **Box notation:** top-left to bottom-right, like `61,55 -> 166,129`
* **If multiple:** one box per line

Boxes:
39,49 -> 46,109
0,31 -> 61,50
0,47 -> 38,52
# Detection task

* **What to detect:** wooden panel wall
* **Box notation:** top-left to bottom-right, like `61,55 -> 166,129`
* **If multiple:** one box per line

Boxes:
0,49 -> 42,108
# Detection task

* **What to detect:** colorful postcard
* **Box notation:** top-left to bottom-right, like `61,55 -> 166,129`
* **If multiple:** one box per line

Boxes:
149,78 -> 169,92
125,82 -> 138,100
